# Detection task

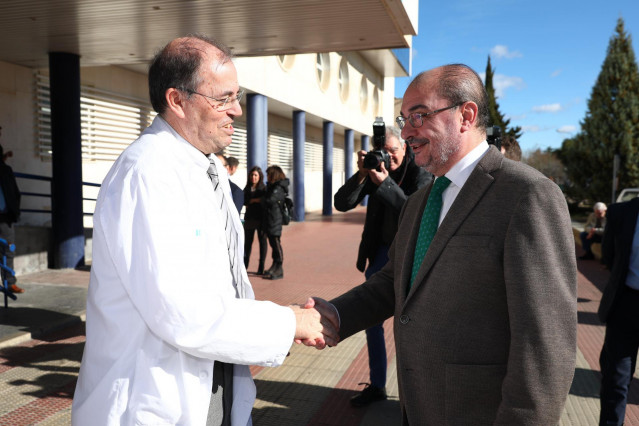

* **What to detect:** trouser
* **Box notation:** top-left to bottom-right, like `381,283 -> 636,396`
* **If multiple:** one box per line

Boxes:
0,222 -> 16,286
580,231 -> 602,254
599,287 -> 639,426
244,226 -> 267,269
364,244 -> 389,388
267,234 -> 283,265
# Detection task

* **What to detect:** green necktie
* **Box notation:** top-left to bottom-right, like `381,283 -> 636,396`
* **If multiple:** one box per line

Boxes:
409,176 -> 451,288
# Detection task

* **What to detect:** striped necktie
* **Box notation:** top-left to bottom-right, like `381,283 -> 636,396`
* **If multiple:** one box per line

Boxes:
207,158 -> 243,298
207,157 -> 239,426
409,176 -> 451,288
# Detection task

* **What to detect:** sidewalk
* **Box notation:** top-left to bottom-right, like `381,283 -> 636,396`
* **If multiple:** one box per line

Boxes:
0,207 -> 636,425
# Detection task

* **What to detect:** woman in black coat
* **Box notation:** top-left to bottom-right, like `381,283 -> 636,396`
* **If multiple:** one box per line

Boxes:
243,166 -> 267,274
262,165 -> 289,280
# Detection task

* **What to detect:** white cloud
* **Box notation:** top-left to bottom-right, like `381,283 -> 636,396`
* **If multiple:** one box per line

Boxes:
557,125 -> 577,134
508,113 -> 527,121
493,74 -> 525,98
551,69 -> 562,78
532,103 -> 562,113
522,125 -> 541,133
490,45 -> 523,59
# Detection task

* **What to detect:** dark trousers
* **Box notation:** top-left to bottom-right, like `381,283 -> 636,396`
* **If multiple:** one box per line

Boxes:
267,234 -> 283,265
364,245 -> 389,388
599,287 -> 639,426
244,226 -> 267,269
581,231 -> 602,255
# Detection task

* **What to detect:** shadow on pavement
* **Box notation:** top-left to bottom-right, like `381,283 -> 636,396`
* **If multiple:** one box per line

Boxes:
0,307 -> 84,340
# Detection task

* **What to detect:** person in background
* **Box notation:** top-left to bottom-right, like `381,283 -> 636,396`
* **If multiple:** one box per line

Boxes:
597,196 -> 639,426
262,165 -> 288,280
243,166 -> 268,275
225,156 -> 244,214
216,153 -> 243,214
580,202 -> 607,260
0,126 -> 22,294
500,134 -> 522,161
71,35 -> 336,426
334,125 -> 431,406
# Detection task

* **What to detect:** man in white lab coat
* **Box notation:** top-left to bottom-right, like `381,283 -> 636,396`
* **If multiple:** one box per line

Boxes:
71,35 -> 336,426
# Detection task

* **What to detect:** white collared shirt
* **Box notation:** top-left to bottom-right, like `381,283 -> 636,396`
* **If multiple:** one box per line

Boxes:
438,141 -> 490,225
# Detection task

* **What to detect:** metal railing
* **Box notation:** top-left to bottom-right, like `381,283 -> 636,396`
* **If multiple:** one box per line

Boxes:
14,172 -> 100,216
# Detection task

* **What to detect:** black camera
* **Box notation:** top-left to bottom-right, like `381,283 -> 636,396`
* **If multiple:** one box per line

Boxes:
486,125 -> 502,150
363,117 -> 391,171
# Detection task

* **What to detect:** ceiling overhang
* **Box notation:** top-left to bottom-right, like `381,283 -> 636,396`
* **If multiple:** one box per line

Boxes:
0,0 -> 416,70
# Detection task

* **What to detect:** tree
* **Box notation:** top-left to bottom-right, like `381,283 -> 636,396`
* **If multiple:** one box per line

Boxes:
558,17 -> 639,204
523,148 -> 567,188
484,55 -> 522,140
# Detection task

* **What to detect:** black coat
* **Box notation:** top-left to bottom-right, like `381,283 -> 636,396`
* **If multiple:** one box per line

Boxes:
598,197 -> 639,323
334,147 -> 431,272
263,178 -> 289,236
243,184 -> 266,230
0,161 -> 20,224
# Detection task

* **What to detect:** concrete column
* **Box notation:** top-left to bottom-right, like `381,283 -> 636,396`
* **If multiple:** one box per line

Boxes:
344,129 -> 354,179
246,94 -> 268,175
360,135 -> 370,207
322,121 -> 333,216
48,52 -> 85,269
292,111 -> 305,222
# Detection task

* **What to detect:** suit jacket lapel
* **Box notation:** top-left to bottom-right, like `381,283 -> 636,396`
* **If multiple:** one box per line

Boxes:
404,148 -> 503,302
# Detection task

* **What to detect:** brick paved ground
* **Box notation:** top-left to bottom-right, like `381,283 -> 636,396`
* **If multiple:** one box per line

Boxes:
0,207 -> 637,425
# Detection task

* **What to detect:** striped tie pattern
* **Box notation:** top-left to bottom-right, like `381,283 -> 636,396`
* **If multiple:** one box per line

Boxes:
207,158 -> 242,298
409,176 -> 451,288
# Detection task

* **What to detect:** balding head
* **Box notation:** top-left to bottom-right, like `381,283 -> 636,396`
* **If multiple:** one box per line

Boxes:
409,64 -> 491,132
148,35 -> 233,115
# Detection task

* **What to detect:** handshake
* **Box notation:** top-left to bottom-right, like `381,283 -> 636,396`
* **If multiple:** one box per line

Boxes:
290,297 -> 340,349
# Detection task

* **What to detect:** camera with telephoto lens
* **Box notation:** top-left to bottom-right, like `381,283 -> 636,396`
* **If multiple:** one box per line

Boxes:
486,125 -> 502,150
363,117 -> 391,171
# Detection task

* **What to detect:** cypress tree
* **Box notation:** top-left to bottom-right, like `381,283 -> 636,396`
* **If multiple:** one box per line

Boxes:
484,55 -> 522,140
558,17 -> 639,203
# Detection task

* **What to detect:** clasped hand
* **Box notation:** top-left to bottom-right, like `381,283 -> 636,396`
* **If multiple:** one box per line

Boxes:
290,298 -> 340,350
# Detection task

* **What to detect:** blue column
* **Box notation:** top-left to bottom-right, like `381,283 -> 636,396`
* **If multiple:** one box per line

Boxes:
293,111 -> 305,222
49,52 -> 85,269
344,129 -> 354,179
246,94 -> 268,175
361,135 -> 370,207
322,121 -> 333,216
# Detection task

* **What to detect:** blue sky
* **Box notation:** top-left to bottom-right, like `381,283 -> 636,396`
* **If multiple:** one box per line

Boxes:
394,0 -> 639,153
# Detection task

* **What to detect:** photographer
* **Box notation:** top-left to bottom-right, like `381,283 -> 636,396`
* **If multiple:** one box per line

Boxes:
334,124 -> 432,406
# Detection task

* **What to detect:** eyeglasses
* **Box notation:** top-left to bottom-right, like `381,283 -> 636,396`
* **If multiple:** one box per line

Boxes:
179,88 -> 244,111
396,103 -> 464,130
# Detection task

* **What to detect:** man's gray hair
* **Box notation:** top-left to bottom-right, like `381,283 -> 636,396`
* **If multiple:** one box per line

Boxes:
386,125 -> 402,142
594,202 -> 607,212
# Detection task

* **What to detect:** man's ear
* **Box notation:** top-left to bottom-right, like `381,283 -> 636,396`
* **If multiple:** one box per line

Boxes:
165,88 -> 187,119
460,101 -> 478,133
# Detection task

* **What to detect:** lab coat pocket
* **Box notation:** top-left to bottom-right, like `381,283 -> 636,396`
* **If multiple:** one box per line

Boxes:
129,349 -> 182,425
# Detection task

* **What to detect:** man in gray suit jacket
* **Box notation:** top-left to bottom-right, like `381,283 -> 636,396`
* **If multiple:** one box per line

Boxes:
311,64 -> 577,425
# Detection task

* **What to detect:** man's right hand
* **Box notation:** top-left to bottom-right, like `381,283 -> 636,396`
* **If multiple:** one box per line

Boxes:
290,298 -> 340,349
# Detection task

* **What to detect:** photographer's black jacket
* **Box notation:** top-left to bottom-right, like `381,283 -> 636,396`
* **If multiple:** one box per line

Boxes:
334,147 -> 432,272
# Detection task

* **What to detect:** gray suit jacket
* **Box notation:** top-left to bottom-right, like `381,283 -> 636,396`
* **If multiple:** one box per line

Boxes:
332,147 -> 577,425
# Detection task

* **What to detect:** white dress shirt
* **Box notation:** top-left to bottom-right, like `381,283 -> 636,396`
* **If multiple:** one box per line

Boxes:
439,141 -> 490,225
72,116 -> 295,426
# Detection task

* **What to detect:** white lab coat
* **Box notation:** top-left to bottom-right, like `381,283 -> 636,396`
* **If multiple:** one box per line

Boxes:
72,116 -> 295,425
